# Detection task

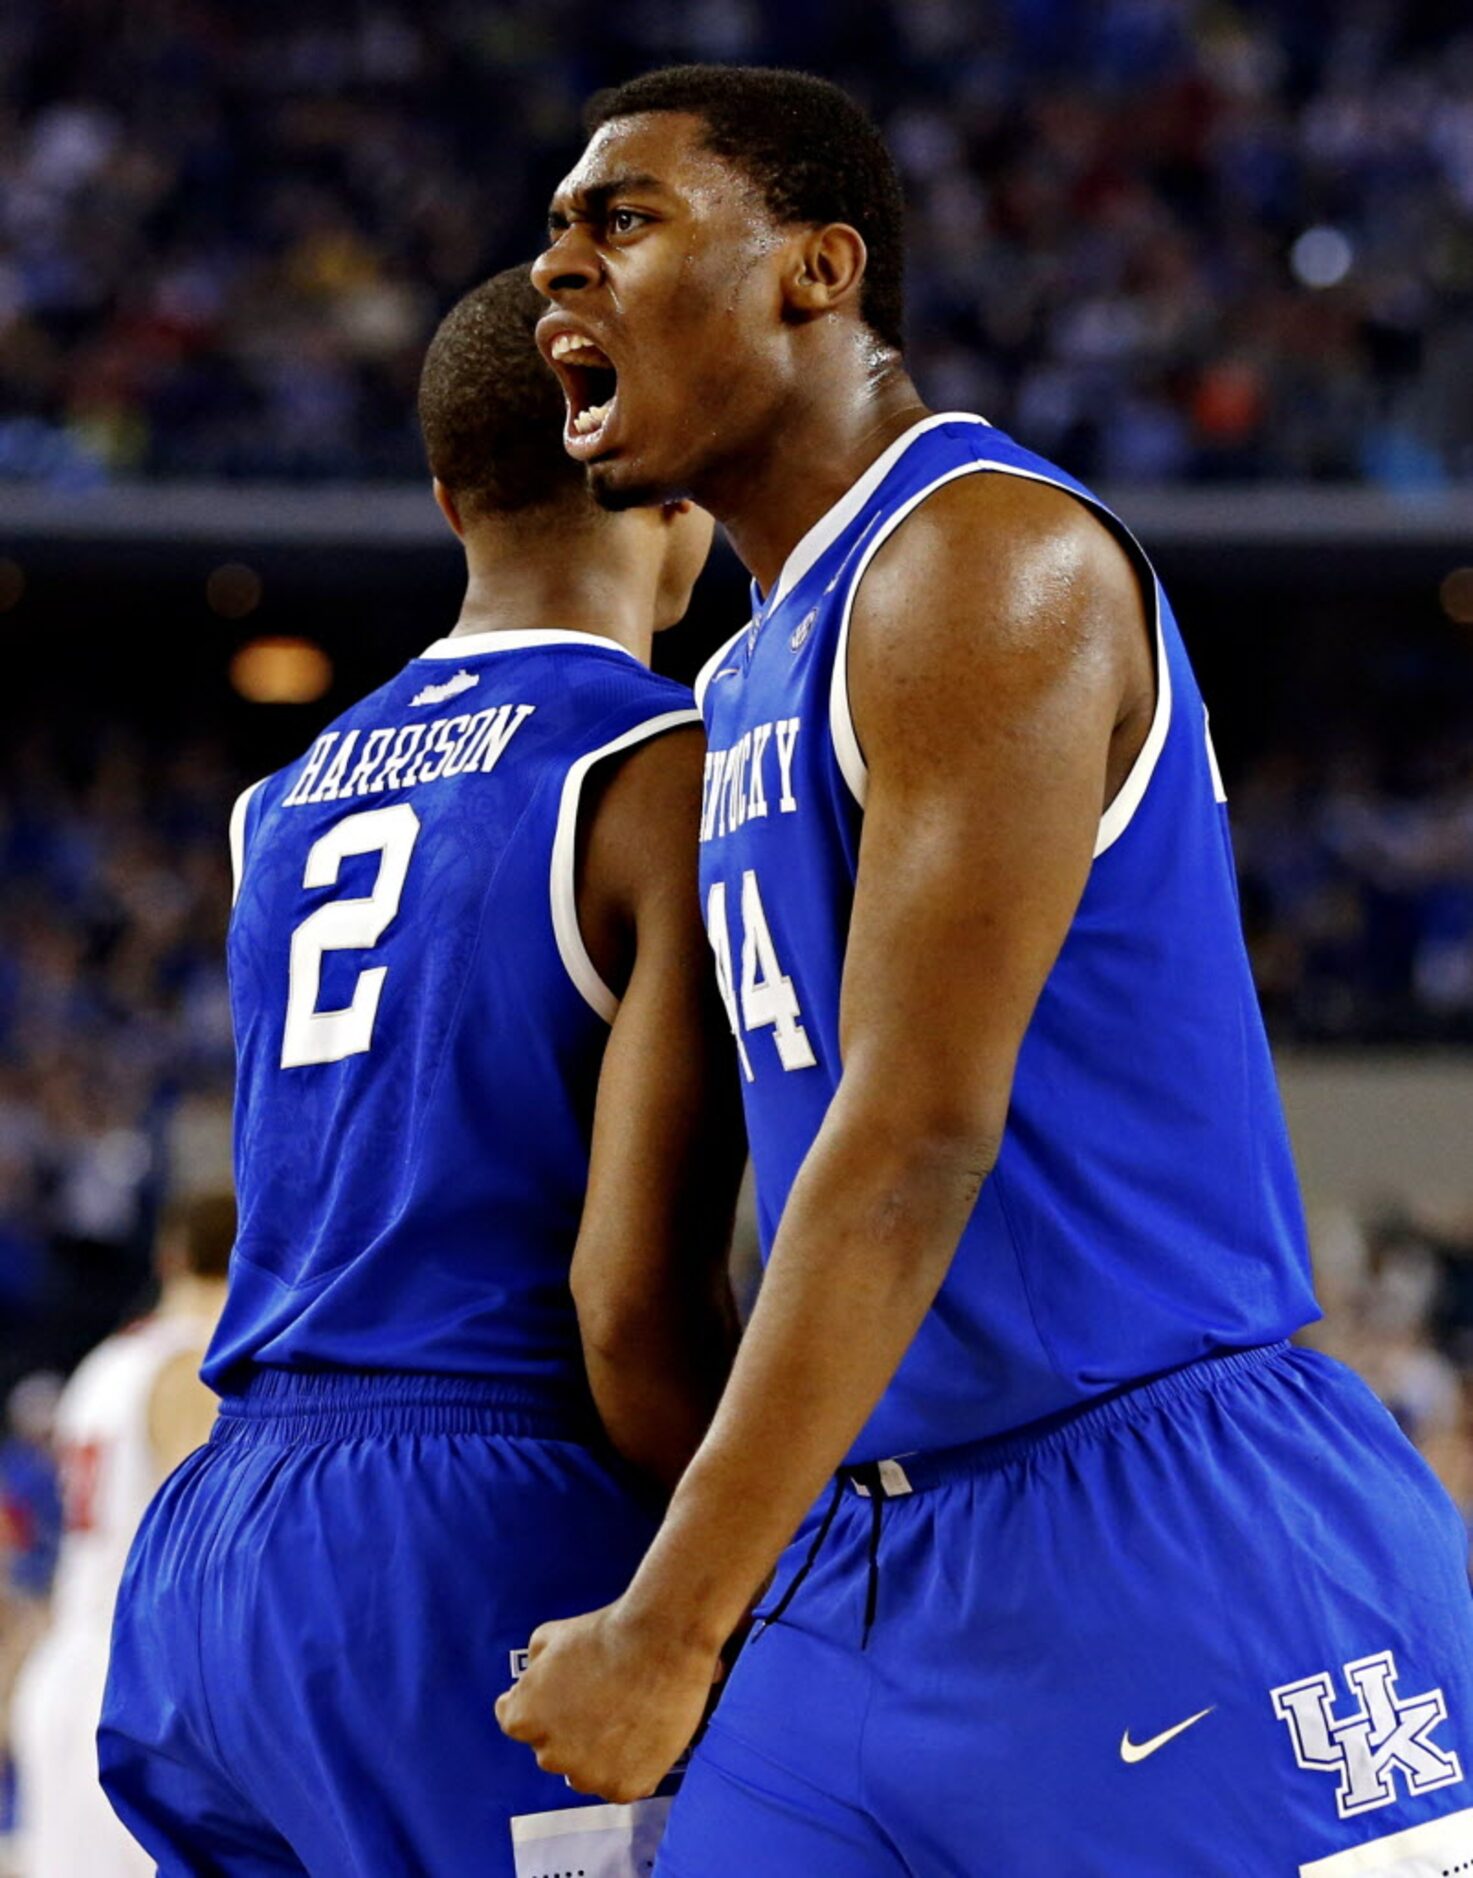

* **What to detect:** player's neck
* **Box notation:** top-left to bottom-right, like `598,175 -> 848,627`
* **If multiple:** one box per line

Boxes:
159,1273 -> 227,1321
711,360 -> 930,599
449,520 -> 656,666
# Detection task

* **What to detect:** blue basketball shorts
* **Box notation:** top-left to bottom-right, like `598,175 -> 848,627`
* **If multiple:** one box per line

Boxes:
658,1343 -> 1473,1877
98,1372 -> 666,1877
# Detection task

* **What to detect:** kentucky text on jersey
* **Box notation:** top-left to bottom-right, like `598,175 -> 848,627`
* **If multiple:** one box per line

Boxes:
699,717 -> 801,841
695,413 -> 1317,1464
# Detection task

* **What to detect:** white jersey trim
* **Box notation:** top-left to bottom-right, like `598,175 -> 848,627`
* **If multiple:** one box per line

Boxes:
550,707 -> 702,1022
693,621 -> 751,713
828,459 -> 1170,859
228,779 -> 267,906
1094,588 -> 1169,857
769,412 -> 992,610
418,628 -> 638,662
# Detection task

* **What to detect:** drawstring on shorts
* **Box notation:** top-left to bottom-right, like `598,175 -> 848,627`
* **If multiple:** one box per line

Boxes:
856,1461 -> 886,1649
758,1461 -> 892,1651
760,1474 -> 845,1632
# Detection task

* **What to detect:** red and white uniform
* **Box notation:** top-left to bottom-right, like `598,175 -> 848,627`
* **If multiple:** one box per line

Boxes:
12,1312 -> 211,1878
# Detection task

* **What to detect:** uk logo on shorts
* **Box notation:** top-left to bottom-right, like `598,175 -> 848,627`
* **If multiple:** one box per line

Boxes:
1271,1650 -> 1464,1818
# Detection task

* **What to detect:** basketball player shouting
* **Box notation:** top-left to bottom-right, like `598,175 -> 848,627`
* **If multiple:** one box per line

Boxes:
501,67 -> 1473,1875
98,267 -> 743,1877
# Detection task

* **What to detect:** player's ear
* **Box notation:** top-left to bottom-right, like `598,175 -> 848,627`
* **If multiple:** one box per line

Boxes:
783,224 -> 868,321
432,478 -> 466,542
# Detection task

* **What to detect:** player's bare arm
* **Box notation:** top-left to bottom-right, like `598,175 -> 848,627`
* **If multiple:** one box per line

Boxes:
573,723 -> 745,1491
497,471 -> 1155,1799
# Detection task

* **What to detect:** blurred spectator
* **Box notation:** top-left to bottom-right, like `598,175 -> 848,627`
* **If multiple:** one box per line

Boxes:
0,1374 -> 61,1859
1236,724 -> 1473,1039
0,1379 -> 61,1608
1311,1206 -> 1473,1549
1,0 -> 1472,486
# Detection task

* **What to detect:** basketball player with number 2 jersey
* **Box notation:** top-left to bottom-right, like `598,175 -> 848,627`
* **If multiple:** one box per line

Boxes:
501,68 -> 1473,1876
98,268 -> 743,1878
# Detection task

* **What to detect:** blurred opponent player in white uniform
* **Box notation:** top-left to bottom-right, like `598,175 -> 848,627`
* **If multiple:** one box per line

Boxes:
11,1191 -> 230,1878
97,266 -> 743,1878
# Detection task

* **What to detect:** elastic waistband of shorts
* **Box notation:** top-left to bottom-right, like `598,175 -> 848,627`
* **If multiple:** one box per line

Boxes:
843,1341 -> 1293,1499
210,1368 -> 600,1445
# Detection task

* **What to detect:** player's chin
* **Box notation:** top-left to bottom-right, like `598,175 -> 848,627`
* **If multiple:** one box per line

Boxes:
587,457 -> 676,513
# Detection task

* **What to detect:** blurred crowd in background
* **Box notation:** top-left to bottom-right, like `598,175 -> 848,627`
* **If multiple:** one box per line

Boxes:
1,0 -> 1472,488
0,736 -> 235,1392
1239,726 -> 1473,1041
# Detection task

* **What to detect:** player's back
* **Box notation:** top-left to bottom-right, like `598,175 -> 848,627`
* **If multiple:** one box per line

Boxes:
204,628 -> 697,1400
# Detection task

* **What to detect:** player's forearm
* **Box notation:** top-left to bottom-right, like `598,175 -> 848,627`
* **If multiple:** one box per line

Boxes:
582,1289 -> 740,1491
619,1115 -> 990,1651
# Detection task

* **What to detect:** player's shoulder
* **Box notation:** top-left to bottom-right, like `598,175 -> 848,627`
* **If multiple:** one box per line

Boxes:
56,1320 -> 156,1424
862,446 -> 1144,655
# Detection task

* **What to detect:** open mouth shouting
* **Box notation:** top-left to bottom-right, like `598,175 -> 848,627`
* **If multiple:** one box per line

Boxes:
545,329 -> 620,460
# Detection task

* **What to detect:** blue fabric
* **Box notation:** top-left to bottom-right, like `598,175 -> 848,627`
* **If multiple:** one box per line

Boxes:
99,1371 -> 662,1876
696,414 -> 1317,1463
658,1346 -> 1473,1875
205,635 -> 695,1397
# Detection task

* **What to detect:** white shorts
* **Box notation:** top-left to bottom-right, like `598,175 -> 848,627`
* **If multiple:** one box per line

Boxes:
12,1622 -> 152,1878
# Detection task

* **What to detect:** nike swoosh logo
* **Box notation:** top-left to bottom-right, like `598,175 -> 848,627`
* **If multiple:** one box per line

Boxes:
1119,1706 -> 1215,1764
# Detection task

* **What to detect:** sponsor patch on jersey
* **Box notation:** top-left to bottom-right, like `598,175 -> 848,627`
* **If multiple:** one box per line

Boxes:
409,669 -> 479,708
790,607 -> 818,651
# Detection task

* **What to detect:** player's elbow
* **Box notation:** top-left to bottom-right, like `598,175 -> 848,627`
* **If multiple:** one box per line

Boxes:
571,1271 -> 672,1370
871,1125 -> 998,1236
833,1086 -> 1004,1208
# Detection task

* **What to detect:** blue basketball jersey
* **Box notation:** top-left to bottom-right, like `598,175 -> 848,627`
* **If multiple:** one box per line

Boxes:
695,413 -> 1318,1463
204,629 -> 698,1401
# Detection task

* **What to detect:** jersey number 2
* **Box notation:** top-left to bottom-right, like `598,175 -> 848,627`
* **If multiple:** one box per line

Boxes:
281,804 -> 421,1068
707,869 -> 816,1080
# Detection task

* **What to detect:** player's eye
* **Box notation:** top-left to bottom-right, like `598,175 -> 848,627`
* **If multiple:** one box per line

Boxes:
608,208 -> 648,236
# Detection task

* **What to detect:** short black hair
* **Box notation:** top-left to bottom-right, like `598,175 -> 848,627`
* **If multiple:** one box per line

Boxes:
418,265 -> 584,517
159,1190 -> 236,1280
584,66 -> 905,354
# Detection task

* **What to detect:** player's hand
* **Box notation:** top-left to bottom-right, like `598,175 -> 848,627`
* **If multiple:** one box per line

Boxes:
495,1598 -> 722,1803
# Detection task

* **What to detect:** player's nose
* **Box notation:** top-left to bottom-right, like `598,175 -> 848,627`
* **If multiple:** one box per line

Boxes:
532,227 -> 600,300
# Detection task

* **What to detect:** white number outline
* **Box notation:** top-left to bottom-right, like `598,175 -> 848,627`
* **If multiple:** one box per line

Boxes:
707,868 -> 815,1079
281,803 -> 421,1068
739,868 -> 817,1071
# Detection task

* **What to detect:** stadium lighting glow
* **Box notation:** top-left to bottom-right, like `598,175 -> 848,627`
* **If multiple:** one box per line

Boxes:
230,637 -> 333,704
1290,226 -> 1353,290
1439,568 -> 1473,626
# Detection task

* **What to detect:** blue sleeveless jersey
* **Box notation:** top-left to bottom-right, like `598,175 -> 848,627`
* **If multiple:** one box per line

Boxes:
695,414 -> 1317,1463
203,629 -> 698,1400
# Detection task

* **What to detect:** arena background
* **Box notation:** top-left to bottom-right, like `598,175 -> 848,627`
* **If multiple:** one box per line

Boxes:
2,0 -> 1473,1852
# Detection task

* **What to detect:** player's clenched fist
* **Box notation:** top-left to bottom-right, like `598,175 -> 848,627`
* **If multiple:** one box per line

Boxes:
495,1598 -> 721,1804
